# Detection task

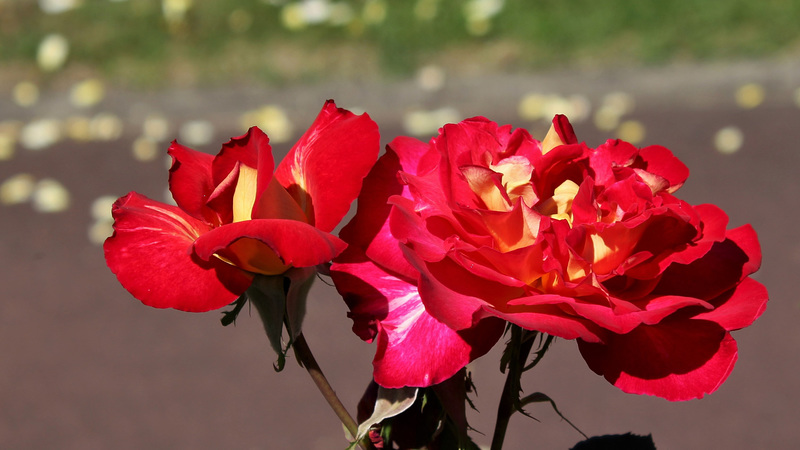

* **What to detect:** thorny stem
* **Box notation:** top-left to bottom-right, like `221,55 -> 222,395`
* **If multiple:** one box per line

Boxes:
291,332 -> 367,449
490,326 -> 536,450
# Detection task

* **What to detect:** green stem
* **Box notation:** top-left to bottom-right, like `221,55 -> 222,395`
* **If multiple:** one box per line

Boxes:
491,365 -> 517,450
292,333 -> 368,449
490,326 -> 536,450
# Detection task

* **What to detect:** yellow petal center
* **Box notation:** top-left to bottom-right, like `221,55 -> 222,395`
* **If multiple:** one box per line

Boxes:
232,163 -> 258,223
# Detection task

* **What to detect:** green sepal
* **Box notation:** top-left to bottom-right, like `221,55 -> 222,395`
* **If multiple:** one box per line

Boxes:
247,274 -> 291,372
220,292 -> 248,327
284,267 -> 316,340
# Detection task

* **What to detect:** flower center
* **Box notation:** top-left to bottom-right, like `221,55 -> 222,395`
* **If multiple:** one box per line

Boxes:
536,179 -> 580,225
489,156 -> 537,208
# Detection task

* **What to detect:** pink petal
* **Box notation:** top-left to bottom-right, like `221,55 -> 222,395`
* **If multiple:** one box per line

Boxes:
274,100 -> 380,232
577,319 -> 738,401
331,248 -> 504,387
104,193 -> 252,312
167,141 -> 217,224
338,148 -> 417,280
192,219 -> 347,274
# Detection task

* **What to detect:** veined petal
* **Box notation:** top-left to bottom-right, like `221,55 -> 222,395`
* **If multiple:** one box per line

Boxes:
577,319 -> 737,401
104,192 -> 252,311
274,100 -> 380,232
192,219 -> 347,274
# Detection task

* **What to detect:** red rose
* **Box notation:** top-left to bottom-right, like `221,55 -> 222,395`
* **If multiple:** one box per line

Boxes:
333,115 -> 767,400
105,100 -> 379,312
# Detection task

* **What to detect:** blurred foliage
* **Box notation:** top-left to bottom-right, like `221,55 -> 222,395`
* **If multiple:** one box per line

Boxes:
1,0 -> 799,87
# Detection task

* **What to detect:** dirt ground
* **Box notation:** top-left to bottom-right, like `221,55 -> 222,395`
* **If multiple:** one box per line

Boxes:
1,60 -> 798,449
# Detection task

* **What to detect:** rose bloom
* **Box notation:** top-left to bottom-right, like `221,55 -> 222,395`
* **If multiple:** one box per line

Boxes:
332,115 -> 767,401
105,100 -> 379,312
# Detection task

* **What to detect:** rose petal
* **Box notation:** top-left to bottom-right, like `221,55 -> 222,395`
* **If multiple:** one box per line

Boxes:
104,192 -> 252,311
652,227 -> 759,301
637,145 -> 690,192
332,248 -> 504,387
577,319 -> 738,401
339,148 -> 417,279
274,100 -> 380,232
540,114 -> 578,153
692,277 -> 768,331
167,141 -> 216,224
406,249 -> 521,330
484,298 -> 604,342
192,219 -> 347,274
212,126 -> 265,186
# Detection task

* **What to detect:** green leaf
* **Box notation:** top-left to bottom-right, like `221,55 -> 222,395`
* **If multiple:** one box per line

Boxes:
520,392 -> 587,439
523,333 -> 554,372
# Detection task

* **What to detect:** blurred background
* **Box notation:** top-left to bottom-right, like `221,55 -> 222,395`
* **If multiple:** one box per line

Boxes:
1,0 -> 799,448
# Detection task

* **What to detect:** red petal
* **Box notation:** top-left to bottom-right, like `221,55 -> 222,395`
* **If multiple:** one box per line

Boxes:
577,319 -> 738,401
104,193 -> 252,311
406,249 -> 522,330
167,141 -> 216,223
552,114 -> 578,144
652,226 -> 760,301
212,127 -> 267,185
192,219 -> 347,274
693,277 -> 768,331
274,100 -> 380,232
637,145 -> 690,191
338,147 -> 418,280
485,299 -> 604,342
725,224 -> 763,276
331,247 -> 504,387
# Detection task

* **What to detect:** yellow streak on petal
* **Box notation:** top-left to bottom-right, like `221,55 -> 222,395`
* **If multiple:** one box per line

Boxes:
227,238 -> 289,275
232,164 -> 258,223
540,121 -> 566,154
462,165 -> 509,211
584,226 -> 645,275
490,156 -> 537,207
538,180 -> 579,225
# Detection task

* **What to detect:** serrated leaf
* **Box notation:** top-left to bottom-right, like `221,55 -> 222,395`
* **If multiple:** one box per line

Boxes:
523,333 -> 554,372
520,392 -> 587,439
